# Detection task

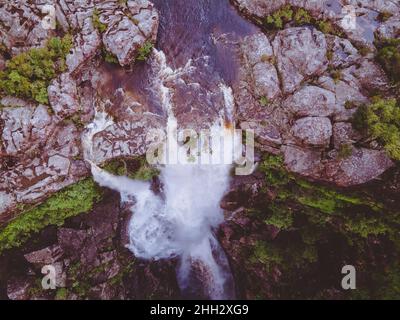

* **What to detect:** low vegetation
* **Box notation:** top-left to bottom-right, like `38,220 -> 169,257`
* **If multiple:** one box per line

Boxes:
92,8 -> 107,33
263,5 -> 343,37
0,35 -> 73,104
0,178 -> 102,253
102,156 -> 160,181
376,38 -> 400,84
245,154 -> 400,299
136,41 -> 154,61
352,97 -> 400,161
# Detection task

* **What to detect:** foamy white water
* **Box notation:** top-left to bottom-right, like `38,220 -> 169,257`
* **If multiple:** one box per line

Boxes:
82,49 -> 237,299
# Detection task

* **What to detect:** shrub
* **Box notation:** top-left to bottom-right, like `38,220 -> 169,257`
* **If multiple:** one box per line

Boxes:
0,35 -> 72,104
263,5 -> 342,36
352,98 -> 400,160
264,5 -> 293,29
376,38 -> 400,83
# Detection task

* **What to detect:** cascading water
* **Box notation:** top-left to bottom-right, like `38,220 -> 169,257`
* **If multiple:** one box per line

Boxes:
82,48 -> 239,299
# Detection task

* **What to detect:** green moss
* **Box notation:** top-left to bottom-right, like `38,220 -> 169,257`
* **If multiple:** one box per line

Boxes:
259,154 -> 290,186
375,264 -> 400,299
264,5 -> 293,29
352,98 -> 400,160
249,152 -> 400,298
316,20 -> 334,34
0,178 -> 102,253
376,38 -> 400,84
263,6 -> 343,37
102,48 -> 119,64
0,35 -> 72,104
297,196 -> 337,214
136,41 -> 154,61
102,156 -> 159,181
345,100 -> 357,110
259,96 -> 269,107
92,8 -> 107,33
250,241 -> 284,271
294,8 -> 312,25
338,143 -> 353,159
265,205 -> 293,230
55,288 -> 68,300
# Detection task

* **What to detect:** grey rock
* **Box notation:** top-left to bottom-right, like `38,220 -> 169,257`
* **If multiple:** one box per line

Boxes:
282,145 -> 323,178
325,148 -> 394,187
24,245 -> 64,266
332,122 -> 362,148
48,73 -> 80,119
284,85 -> 336,117
103,1 -> 159,66
273,27 -> 328,94
291,117 -> 332,147
7,278 -> 33,300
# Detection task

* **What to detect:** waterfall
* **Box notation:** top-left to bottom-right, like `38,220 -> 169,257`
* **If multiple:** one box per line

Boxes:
82,49 -> 238,299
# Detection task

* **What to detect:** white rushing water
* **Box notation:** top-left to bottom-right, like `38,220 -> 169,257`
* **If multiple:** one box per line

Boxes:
82,50 -> 237,299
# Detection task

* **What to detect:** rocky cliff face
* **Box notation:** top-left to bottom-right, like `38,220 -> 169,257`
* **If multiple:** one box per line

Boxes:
0,0 -> 160,219
233,3 -> 399,186
1,187 -> 180,300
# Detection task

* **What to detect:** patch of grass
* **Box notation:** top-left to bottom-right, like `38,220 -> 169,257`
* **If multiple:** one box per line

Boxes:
265,205 -> 293,230
338,143 -> 353,159
55,288 -> 68,300
102,48 -> 119,64
376,38 -> 400,84
345,100 -> 357,109
249,152 -> 400,298
330,68 -> 342,83
92,8 -> 107,33
377,11 -> 393,23
136,41 -> 154,61
259,96 -> 269,107
0,178 -> 102,253
102,156 -> 159,181
263,6 -> 343,37
0,35 -> 73,104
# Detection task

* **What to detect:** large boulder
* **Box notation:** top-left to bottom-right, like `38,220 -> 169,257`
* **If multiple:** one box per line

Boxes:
291,117 -> 332,147
240,33 -> 281,100
102,0 -> 159,66
284,86 -> 336,117
272,27 -> 328,94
